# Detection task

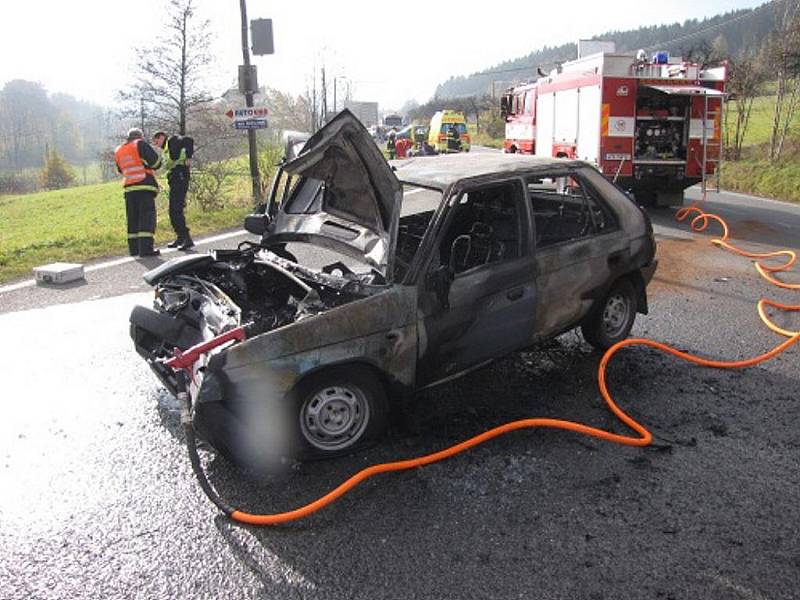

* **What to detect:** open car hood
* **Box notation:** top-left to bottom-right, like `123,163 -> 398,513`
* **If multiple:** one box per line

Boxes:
267,109 -> 402,279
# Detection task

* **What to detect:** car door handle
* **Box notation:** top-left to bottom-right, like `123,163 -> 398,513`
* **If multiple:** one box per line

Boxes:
506,288 -> 524,301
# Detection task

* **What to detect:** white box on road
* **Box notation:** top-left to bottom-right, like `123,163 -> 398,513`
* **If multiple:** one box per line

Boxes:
33,262 -> 85,285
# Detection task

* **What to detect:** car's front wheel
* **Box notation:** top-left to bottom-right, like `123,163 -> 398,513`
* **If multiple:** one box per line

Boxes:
291,366 -> 388,458
581,278 -> 637,350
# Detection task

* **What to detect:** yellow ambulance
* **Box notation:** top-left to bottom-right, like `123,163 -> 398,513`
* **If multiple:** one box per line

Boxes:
428,110 -> 470,153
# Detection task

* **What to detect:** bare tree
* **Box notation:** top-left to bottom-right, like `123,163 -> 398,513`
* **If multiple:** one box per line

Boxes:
725,53 -> 766,160
766,0 -> 800,161
119,0 -> 213,135
265,88 -> 314,134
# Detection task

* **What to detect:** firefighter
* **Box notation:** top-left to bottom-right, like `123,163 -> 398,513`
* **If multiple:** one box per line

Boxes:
386,129 -> 397,159
114,128 -> 162,257
153,131 -> 194,250
447,124 -> 461,152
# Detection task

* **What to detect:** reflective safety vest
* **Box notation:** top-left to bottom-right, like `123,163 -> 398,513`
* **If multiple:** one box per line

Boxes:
164,135 -> 193,175
115,141 -> 154,187
163,146 -> 188,173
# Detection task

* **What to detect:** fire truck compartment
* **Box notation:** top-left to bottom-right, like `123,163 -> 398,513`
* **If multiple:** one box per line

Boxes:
633,86 -> 690,163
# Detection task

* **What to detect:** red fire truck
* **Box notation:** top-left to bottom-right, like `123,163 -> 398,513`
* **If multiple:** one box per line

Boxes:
501,48 -> 727,206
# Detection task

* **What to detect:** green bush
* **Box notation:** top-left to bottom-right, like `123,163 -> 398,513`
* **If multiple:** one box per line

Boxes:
40,149 -> 75,190
0,171 -> 40,195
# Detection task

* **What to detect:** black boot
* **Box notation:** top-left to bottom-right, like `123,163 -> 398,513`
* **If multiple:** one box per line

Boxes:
138,236 -> 161,257
178,230 -> 194,251
167,239 -> 183,248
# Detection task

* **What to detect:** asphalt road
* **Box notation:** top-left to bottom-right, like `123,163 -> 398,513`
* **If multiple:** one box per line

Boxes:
1,187 -> 798,599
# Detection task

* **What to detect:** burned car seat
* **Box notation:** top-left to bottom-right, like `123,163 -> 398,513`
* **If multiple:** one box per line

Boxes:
450,222 -> 505,273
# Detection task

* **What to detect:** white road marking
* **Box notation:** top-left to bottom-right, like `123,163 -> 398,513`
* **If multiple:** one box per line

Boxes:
689,185 -> 800,210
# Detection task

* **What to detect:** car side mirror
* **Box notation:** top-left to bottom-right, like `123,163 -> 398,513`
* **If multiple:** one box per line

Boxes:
427,264 -> 454,310
244,213 -> 271,236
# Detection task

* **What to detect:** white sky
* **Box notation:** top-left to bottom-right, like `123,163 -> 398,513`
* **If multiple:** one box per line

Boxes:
0,0 -> 766,112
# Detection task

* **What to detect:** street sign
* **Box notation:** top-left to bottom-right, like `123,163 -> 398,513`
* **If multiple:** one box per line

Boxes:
232,119 -> 268,130
225,107 -> 269,120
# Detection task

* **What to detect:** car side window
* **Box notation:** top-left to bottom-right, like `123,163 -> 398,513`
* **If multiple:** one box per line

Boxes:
437,180 -> 524,275
527,173 -> 616,248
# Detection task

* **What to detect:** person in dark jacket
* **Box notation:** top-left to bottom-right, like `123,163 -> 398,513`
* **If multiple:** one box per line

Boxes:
447,124 -> 461,152
386,129 -> 397,160
153,132 -> 194,250
114,128 -> 162,256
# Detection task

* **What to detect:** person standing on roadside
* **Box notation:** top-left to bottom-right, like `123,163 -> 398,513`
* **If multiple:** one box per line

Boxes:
386,129 -> 397,160
114,128 -> 162,257
152,131 -> 194,250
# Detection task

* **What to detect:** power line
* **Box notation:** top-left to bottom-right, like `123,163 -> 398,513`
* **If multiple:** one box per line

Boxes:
468,1 -> 779,80
642,0 -> 780,52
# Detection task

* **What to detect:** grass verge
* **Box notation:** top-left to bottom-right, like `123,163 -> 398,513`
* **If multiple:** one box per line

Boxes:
0,180 -> 253,284
720,159 -> 800,204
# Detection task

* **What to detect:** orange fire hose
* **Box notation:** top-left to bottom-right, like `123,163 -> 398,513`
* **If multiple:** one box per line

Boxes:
190,201 -> 800,526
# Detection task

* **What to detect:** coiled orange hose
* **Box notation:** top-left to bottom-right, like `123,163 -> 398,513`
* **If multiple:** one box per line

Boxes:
229,202 -> 799,526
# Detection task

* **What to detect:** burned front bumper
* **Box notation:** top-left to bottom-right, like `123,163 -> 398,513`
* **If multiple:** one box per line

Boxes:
129,306 -> 261,462
130,286 -> 419,465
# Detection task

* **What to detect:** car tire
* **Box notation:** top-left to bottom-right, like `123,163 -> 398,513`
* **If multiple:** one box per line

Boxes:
581,278 -> 637,350
291,366 -> 388,459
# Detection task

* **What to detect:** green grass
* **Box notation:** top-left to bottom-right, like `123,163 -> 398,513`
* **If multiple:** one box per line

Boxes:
471,131 -> 504,149
720,159 -> 800,203
721,89 -> 800,203
468,122 -> 504,149
0,179 -> 254,284
723,93 -> 800,148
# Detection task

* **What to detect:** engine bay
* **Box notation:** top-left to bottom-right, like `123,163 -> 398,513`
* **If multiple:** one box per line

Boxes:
152,244 -> 383,340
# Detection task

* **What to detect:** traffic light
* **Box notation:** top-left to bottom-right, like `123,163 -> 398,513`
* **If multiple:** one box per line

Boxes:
251,19 -> 274,56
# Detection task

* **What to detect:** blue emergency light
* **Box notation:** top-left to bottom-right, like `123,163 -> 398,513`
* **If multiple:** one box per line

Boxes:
652,51 -> 669,65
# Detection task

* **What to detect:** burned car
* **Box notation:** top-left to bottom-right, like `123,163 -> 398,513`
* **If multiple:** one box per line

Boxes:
130,110 -> 657,465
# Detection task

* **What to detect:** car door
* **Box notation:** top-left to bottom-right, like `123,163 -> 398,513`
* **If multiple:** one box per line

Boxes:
416,178 -> 537,388
528,168 -> 630,341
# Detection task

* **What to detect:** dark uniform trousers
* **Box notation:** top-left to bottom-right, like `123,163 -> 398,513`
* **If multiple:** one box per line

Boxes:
125,190 -> 157,255
168,168 -> 190,240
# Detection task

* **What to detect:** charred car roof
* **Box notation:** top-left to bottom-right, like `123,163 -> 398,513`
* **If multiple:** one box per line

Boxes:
393,153 -> 585,190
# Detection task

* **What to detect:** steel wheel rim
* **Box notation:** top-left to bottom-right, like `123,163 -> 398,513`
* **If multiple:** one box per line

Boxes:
602,293 -> 631,338
300,384 -> 370,451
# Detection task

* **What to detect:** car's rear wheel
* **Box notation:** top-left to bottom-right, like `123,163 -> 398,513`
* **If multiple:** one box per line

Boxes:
292,366 -> 388,458
582,278 -> 637,350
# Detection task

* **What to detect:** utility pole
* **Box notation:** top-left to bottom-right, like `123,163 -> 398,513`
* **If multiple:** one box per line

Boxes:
312,70 -> 317,133
321,66 -> 327,125
239,0 -> 261,203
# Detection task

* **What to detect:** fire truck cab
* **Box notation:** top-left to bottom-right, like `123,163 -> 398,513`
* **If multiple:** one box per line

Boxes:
501,46 -> 727,206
